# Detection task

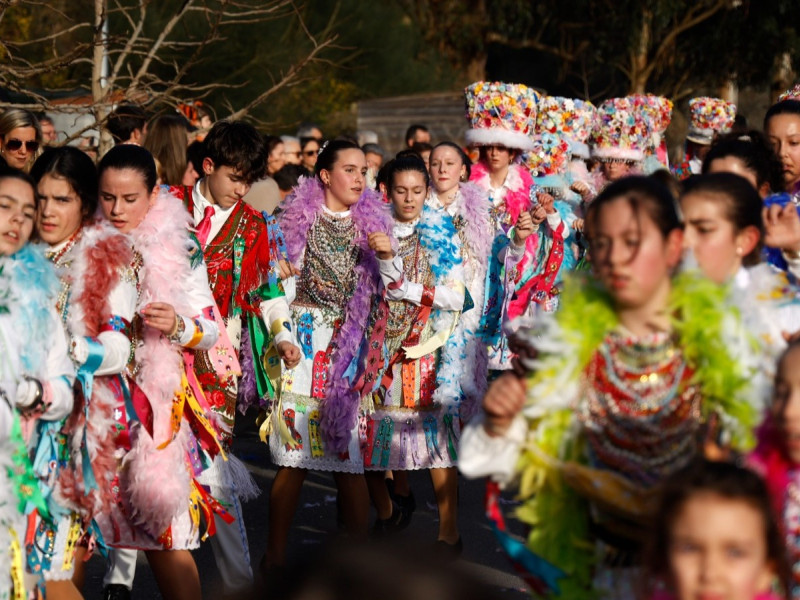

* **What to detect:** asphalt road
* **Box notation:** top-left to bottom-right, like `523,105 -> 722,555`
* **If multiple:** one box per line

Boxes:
80,410 -> 530,599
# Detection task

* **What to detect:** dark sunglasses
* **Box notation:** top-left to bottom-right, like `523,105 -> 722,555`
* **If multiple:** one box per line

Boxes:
5,139 -> 39,152
303,149 -> 318,156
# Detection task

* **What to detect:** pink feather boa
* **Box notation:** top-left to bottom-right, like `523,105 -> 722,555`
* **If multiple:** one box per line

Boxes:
280,176 -> 394,454
121,188 -> 200,536
57,221 -> 133,519
469,161 -> 533,223
469,161 -> 539,271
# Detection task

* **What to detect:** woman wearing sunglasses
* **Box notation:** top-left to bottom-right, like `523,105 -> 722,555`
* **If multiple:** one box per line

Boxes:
299,136 -> 320,175
0,109 -> 42,172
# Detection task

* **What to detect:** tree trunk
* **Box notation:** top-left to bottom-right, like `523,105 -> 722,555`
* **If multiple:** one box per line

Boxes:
719,78 -> 738,105
773,52 -> 795,103
629,8 -> 652,94
93,0 -> 113,158
465,52 -> 487,84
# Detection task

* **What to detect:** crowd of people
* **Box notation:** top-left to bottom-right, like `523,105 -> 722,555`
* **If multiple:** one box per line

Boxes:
1,80 -> 800,600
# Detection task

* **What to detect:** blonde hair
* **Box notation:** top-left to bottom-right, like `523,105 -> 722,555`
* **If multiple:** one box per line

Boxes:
143,114 -> 189,186
0,108 -> 42,171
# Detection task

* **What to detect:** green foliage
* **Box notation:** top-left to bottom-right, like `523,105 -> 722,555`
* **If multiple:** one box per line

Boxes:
229,0 -> 458,133
395,0 -> 800,100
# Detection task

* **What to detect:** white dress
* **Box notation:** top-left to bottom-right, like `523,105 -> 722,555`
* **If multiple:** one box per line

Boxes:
270,206 -> 399,473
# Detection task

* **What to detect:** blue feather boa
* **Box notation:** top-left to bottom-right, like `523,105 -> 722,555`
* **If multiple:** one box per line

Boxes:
416,205 -> 461,281
0,244 -> 59,374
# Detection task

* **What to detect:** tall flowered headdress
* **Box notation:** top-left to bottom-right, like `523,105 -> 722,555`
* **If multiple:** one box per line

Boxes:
686,97 -> 736,145
629,94 -> 673,152
536,96 -> 596,160
590,97 -> 649,162
464,81 -> 539,151
779,84 -> 800,102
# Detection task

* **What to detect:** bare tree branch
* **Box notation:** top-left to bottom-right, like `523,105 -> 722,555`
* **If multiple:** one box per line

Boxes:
641,0 -> 728,84
130,0 -> 194,90
5,22 -> 90,47
109,0 -> 147,88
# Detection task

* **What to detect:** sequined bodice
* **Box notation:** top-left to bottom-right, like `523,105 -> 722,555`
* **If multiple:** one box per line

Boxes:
295,211 -> 359,313
576,331 -> 702,487
385,233 -> 433,352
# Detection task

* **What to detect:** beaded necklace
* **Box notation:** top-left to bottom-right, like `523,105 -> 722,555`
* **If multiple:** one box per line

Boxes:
577,330 -> 702,487
386,232 -> 433,344
45,228 -> 82,325
295,210 -> 359,313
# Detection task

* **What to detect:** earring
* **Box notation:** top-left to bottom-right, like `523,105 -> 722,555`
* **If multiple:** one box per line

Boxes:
736,247 -> 743,256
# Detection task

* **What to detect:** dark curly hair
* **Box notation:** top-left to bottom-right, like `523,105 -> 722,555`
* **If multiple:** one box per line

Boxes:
203,120 -> 268,184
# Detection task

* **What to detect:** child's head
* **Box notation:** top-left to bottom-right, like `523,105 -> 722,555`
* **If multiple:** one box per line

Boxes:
679,173 -> 763,284
201,120 -> 268,208
772,341 -> 800,464
584,175 -> 683,310
645,458 -> 788,600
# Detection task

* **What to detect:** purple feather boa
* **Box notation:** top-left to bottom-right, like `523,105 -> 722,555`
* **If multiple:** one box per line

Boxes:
457,181 -> 493,276
279,176 -> 394,454
237,325 -> 260,415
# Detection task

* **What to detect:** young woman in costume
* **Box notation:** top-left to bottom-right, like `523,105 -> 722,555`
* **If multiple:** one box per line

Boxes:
589,97 -> 648,193
702,130 -> 800,287
460,176 -> 760,599
680,172 -> 800,413
468,143 -> 545,371
265,139 -> 399,568
28,147 -> 136,599
364,153 -> 488,548
0,169 -> 74,600
95,145 -> 225,600
427,142 -> 492,416
765,100 -> 800,201
703,131 -> 783,199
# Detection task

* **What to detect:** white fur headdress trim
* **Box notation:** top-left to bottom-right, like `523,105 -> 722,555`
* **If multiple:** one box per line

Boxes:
590,145 -> 644,162
465,128 -> 535,151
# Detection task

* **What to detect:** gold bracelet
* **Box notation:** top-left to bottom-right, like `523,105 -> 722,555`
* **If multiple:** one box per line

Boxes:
168,316 -> 185,342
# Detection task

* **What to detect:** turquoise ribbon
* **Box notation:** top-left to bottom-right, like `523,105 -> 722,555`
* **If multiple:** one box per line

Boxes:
31,421 -> 66,522
77,337 -> 105,401
76,337 -> 104,495
490,524 -> 566,595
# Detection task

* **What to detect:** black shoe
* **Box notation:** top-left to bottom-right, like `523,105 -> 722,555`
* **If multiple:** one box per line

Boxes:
372,503 -> 402,538
434,537 -> 463,560
103,584 -> 132,600
392,491 -> 416,530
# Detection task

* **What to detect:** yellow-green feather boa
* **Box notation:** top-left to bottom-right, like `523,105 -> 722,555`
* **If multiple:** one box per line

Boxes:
513,271 -> 758,598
